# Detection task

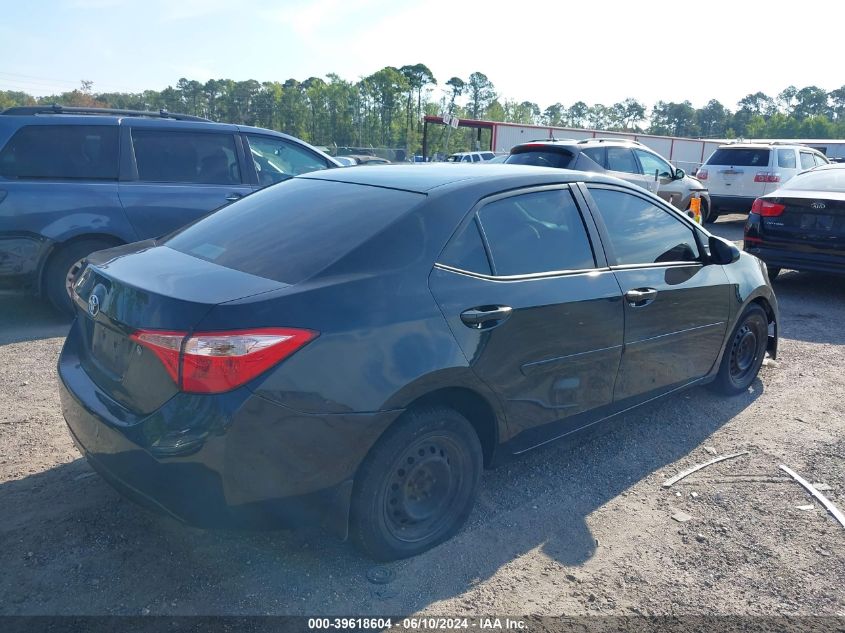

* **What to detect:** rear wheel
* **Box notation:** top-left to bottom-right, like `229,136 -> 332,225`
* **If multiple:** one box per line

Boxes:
45,239 -> 116,315
709,305 -> 768,395
350,407 -> 482,561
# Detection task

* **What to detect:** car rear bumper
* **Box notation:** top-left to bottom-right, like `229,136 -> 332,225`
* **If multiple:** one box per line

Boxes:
711,195 -> 757,213
58,329 -> 401,535
744,244 -> 845,276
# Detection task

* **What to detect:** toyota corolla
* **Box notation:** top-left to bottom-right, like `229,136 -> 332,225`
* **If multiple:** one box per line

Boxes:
58,164 -> 778,560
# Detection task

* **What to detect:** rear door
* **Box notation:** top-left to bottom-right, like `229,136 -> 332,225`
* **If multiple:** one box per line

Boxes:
118,123 -> 253,239
605,146 -> 652,193
429,185 -> 625,452
582,184 -> 731,404
703,147 -> 771,199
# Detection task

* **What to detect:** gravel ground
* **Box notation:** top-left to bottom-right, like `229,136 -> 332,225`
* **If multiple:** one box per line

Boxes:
0,214 -> 843,617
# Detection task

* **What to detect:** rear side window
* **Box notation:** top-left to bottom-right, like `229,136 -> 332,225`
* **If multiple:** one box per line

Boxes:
580,147 -> 606,167
132,129 -> 241,184
706,148 -> 770,167
588,187 -> 700,266
606,147 -> 639,174
166,178 -> 423,284
481,152 -> 495,160
476,188 -> 595,275
507,149 -> 574,168
777,149 -> 796,168
813,153 -> 828,167
0,125 -> 118,180
439,219 -> 491,275
799,152 -> 816,170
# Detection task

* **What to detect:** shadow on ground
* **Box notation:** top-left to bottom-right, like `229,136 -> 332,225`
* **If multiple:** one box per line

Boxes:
0,380 -> 762,616
0,295 -> 70,345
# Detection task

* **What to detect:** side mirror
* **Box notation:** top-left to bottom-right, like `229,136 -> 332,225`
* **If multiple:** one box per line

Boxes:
708,235 -> 740,265
673,168 -> 686,180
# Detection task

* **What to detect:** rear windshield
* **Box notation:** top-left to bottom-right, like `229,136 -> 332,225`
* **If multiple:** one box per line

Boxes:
782,168 -> 845,193
506,149 -> 574,169
706,148 -> 770,167
166,178 -> 424,284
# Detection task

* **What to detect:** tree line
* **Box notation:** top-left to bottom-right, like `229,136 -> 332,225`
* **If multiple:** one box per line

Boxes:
3,67 -> 845,156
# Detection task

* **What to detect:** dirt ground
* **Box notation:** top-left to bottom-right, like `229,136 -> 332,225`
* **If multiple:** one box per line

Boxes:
1,214 -> 843,617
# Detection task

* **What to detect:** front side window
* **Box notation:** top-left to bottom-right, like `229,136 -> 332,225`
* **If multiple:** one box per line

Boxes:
132,129 -> 241,185
476,188 -> 595,276
777,149 -> 796,169
0,125 -> 118,180
799,152 -> 816,170
606,147 -> 640,174
246,134 -> 329,186
813,153 -> 829,167
588,187 -> 700,266
635,149 -> 673,178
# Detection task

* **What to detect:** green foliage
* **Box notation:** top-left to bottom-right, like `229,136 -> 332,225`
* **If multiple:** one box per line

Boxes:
4,76 -> 845,158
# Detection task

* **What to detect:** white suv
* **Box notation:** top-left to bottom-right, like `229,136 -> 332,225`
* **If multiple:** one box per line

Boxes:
696,143 -> 829,218
445,151 -> 496,163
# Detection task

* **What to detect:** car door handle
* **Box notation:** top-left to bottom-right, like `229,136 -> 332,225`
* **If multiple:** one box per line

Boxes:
625,288 -> 658,307
460,305 -> 513,329
225,193 -> 243,202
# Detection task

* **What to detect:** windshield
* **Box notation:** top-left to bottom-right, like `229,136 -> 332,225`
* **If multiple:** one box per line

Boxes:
782,168 -> 845,193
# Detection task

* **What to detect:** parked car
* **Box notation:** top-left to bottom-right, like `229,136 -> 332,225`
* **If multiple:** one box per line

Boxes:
744,162 -> 845,279
505,139 -> 713,221
343,154 -> 392,166
445,151 -> 496,163
59,164 -> 778,560
0,105 -> 340,313
696,142 -> 829,217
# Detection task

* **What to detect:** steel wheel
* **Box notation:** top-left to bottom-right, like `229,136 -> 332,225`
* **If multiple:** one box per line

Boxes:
383,435 -> 466,543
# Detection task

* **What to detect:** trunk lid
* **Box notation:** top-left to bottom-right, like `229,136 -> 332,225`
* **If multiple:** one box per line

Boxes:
759,191 -> 845,252
72,242 -> 288,414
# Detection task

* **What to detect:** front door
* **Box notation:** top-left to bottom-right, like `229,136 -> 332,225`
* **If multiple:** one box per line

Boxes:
582,184 -> 731,404
429,186 -> 624,452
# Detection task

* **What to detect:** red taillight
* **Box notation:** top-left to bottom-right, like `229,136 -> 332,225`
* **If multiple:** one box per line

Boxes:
131,328 -> 318,394
754,172 -> 781,183
750,198 -> 786,217
695,168 -> 708,180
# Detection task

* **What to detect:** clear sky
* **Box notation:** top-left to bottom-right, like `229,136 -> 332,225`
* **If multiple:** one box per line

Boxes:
0,0 -> 842,110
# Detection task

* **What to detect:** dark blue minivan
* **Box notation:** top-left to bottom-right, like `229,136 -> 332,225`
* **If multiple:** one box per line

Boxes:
0,106 -> 339,312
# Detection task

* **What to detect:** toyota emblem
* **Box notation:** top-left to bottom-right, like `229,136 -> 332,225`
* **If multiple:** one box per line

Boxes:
87,293 -> 100,317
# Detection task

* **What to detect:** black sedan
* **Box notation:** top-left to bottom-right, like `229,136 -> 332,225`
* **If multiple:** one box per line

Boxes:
744,163 -> 845,278
58,164 -> 778,560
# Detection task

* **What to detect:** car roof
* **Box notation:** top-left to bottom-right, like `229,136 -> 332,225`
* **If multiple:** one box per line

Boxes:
299,163 -> 624,194
717,143 -> 819,150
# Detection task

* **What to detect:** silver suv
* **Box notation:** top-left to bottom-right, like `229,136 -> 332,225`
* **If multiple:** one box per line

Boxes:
506,139 -> 713,221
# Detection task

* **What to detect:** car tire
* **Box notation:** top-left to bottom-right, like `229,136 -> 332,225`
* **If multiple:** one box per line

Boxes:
767,266 -> 781,281
708,305 -> 768,396
703,203 -> 719,224
45,239 -> 115,316
349,406 -> 483,561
